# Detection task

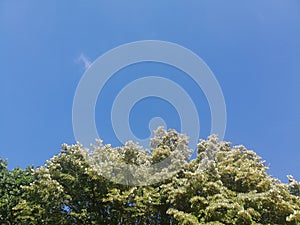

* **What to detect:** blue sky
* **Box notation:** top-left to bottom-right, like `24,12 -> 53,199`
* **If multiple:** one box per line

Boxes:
0,1 -> 299,182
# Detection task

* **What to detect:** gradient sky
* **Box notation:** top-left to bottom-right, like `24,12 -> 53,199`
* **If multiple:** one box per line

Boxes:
0,1 -> 299,182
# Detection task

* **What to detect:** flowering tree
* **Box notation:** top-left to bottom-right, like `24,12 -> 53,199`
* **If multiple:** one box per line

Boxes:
1,128 -> 300,224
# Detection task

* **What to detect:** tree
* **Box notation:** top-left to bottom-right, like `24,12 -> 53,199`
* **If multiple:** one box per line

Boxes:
0,158 -> 33,225
163,135 -> 300,224
1,127 -> 300,224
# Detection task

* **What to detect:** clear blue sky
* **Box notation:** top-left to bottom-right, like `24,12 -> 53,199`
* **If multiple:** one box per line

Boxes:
0,1 -> 299,182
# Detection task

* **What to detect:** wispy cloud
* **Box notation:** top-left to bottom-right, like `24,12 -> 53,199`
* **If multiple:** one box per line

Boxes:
76,53 -> 91,70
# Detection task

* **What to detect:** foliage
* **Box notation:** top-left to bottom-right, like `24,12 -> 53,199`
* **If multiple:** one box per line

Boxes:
1,127 -> 300,224
0,158 -> 33,225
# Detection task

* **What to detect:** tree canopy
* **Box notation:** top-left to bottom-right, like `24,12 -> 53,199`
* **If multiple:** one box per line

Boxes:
1,127 -> 300,224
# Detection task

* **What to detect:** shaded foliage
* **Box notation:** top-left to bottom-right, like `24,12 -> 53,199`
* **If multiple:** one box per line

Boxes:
0,158 -> 33,225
